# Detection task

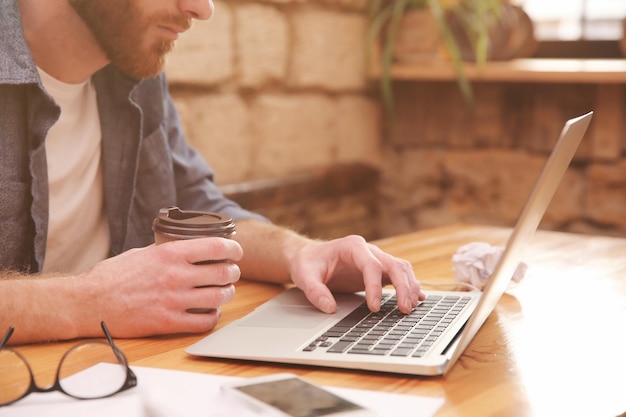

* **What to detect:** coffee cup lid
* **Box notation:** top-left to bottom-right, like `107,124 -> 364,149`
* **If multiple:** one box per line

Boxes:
152,206 -> 236,238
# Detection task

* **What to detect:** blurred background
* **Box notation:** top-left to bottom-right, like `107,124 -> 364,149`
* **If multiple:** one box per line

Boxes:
165,0 -> 626,241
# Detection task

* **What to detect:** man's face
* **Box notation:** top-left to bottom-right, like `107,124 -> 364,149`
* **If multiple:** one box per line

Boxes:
69,0 -> 192,79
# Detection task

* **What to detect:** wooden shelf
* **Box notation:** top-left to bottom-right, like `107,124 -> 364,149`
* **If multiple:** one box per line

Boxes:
370,58 -> 626,84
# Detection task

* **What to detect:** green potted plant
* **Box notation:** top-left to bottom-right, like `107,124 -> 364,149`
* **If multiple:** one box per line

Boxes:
367,0 -> 505,120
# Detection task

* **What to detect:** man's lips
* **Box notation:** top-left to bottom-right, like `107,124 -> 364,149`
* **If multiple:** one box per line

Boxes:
158,25 -> 185,40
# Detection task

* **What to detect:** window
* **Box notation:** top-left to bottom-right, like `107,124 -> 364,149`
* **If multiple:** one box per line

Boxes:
515,0 -> 626,58
517,0 -> 626,40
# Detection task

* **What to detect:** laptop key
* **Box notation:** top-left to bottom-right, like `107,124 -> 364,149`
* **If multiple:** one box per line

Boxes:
391,347 -> 414,357
327,340 -> 355,353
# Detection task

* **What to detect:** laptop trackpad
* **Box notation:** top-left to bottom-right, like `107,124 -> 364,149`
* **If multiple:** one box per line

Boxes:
237,305 -> 329,329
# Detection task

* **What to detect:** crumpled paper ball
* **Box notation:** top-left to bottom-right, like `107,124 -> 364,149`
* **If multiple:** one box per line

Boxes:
452,242 -> 527,291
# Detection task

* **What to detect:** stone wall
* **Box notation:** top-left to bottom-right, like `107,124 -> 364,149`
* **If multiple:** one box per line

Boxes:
381,81 -> 626,238
165,0 -> 379,185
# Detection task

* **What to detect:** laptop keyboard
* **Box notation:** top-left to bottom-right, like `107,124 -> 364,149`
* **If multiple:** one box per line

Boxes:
302,293 -> 471,357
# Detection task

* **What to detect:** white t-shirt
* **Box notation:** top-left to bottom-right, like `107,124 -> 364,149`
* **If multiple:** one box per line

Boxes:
38,67 -> 110,273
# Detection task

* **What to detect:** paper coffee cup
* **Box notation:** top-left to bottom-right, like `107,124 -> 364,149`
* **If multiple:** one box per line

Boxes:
152,207 -> 236,313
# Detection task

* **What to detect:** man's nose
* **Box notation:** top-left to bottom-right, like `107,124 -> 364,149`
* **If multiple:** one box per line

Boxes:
179,0 -> 214,20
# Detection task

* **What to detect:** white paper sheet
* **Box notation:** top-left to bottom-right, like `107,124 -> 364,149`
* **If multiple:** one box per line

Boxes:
0,365 -> 444,417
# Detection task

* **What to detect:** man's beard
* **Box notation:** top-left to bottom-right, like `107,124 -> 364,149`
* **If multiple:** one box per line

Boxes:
69,0 -> 189,79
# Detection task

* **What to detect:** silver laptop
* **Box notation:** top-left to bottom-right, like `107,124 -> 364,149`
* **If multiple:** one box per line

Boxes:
186,112 -> 593,376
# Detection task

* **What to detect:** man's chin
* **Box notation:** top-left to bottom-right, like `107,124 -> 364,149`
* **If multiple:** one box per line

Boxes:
111,58 -> 165,80
122,67 -> 163,80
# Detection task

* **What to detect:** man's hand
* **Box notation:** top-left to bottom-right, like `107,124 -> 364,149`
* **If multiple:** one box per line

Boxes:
85,237 -> 243,338
234,220 -> 426,317
287,235 -> 425,315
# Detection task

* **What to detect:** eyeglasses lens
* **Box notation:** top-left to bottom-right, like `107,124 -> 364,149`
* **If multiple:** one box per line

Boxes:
58,341 -> 128,399
0,350 -> 31,405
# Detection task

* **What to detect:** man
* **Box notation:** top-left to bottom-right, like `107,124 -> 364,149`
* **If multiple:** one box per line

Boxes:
0,0 -> 424,345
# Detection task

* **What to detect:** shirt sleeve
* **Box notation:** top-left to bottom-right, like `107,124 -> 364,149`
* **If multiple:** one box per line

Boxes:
160,75 -> 269,224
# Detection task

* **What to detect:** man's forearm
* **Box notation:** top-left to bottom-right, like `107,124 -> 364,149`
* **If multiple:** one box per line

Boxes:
232,219 -> 311,284
0,273 -> 98,345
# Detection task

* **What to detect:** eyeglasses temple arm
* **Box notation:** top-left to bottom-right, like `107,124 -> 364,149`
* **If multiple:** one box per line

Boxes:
99,321 -> 138,389
100,321 -> 128,365
0,326 -> 14,349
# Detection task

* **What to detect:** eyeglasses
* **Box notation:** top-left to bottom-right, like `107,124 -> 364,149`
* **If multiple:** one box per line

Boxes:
0,321 -> 137,407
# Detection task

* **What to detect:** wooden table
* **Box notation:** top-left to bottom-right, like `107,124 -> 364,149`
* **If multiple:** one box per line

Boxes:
14,224 -> 626,417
